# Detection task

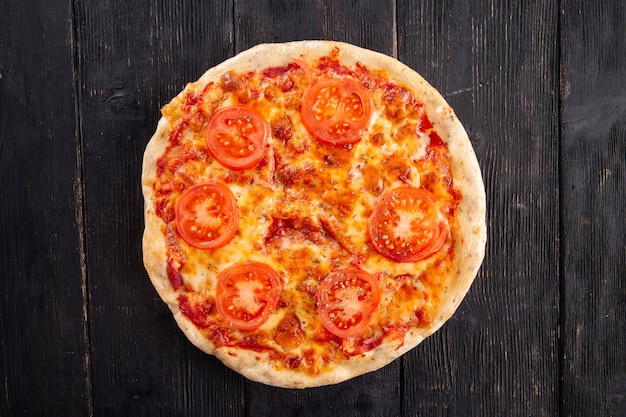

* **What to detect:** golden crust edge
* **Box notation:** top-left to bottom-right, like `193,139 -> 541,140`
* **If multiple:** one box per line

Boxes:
141,40 -> 487,389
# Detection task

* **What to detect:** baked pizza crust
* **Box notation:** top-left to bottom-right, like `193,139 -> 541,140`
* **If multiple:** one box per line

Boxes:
142,40 -> 486,388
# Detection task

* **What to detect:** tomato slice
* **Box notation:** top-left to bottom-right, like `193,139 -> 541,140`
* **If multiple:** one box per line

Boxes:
175,182 -> 238,250
316,268 -> 381,338
368,187 -> 448,262
293,59 -> 313,86
215,262 -> 282,331
206,105 -> 269,170
300,78 -> 373,146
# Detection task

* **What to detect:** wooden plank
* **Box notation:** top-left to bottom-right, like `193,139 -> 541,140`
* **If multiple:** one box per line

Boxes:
234,0 -> 395,54
398,1 -> 560,415
74,0 -> 245,415
247,367 -> 400,417
233,1 -> 400,416
560,1 -> 626,415
0,1 -> 91,416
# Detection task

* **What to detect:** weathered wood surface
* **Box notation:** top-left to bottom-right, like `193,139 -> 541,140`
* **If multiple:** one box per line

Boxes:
0,0 -> 623,416
560,1 -> 625,415
400,2 -> 562,415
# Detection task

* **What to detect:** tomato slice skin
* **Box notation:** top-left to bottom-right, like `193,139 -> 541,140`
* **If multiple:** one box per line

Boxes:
316,268 -> 381,338
215,262 -> 282,331
300,78 -> 373,146
368,187 -> 448,262
206,105 -> 269,170
175,182 -> 238,250
293,59 -> 313,86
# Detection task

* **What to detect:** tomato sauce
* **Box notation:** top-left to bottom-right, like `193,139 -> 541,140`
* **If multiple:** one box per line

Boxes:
263,62 -> 300,78
153,52 -> 462,375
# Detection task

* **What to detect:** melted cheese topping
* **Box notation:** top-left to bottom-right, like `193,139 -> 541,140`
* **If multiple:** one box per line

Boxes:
152,55 -> 460,376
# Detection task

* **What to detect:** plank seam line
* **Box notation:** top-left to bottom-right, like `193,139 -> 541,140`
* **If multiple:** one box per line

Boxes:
556,1 -> 565,416
232,0 -> 239,55
69,0 -> 95,415
392,0 -> 398,59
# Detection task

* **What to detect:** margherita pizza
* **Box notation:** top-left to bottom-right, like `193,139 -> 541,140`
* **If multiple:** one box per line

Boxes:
142,41 -> 486,388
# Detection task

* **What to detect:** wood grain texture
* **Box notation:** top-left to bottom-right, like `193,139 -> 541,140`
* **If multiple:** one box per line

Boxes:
0,1 -> 91,416
246,365 -> 400,417
74,0 -> 244,415
398,1 -> 560,415
1,0 -> 623,415
560,1 -> 626,416
234,0 -> 395,54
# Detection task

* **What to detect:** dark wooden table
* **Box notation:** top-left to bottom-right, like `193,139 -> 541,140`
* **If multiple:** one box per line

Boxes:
1,1 -> 624,416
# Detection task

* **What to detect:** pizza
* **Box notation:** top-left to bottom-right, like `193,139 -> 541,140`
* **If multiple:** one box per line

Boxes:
142,41 -> 486,388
